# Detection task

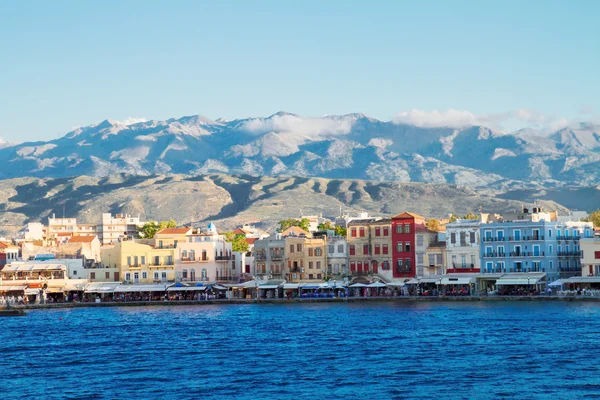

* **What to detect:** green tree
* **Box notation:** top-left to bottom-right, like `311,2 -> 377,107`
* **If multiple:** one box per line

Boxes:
334,225 -> 347,237
137,219 -> 177,239
317,221 -> 334,231
278,218 -> 310,232
223,232 -> 250,252
584,210 -> 600,227
449,214 -> 458,223
462,212 -> 479,220
425,218 -> 441,232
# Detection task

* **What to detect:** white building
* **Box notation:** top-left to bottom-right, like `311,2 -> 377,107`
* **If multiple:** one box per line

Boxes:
47,215 -> 98,239
446,219 -> 481,274
100,213 -> 144,244
326,236 -> 347,278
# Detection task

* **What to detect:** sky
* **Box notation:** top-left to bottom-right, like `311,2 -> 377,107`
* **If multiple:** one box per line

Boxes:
0,0 -> 599,142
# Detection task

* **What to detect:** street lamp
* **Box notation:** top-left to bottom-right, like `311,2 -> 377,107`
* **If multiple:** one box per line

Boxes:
527,275 -> 530,295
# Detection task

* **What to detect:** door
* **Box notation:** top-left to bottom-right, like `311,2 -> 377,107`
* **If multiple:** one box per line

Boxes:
114,272 -> 119,282
190,269 -> 196,281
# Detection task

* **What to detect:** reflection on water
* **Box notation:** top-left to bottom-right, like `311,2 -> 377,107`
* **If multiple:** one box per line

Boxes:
1,302 -> 599,399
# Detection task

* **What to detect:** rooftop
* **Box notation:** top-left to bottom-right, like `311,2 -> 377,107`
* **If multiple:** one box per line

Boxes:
68,235 -> 97,243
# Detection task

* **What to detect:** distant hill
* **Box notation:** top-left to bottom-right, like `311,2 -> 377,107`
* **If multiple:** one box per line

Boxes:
0,173 -> 577,237
1,113 -> 599,188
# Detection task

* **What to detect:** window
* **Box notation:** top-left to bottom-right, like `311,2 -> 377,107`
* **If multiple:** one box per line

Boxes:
397,242 -> 402,252
436,254 -> 443,264
309,274 -> 314,279
470,232 -> 475,243
308,248 -> 314,256
417,235 -> 424,246
374,244 -> 381,255
349,245 -> 356,256
125,273 -> 131,281
417,253 -> 424,264
460,232 -> 467,246
405,242 -> 411,252
105,272 -> 109,279
161,272 -> 167,279
317,273 -> 322,279
383,227 -> 389,236
595,251 -> 600,259
166,256 -> 173,265
154,256 -> 160,265
142,272 -> 147,279
182,250 -> 187,258
359,227 -> 365,237
375,227 -> 381,236
382,244 -> 388,254
428,254 -> 435,265
315,248 -> 322,256
396,259 -> 403,272
90,272 -> 96,280
154,272 -> 159,280
183,269 -> 188,279
309,261 -> 314,269
290,245 -> 294,253
363,244 -> 369,255
351,228 -> 357,237
141,256 -> 145,265
396,225 -> 402,234
338,244 -> 344,253
405,258 -> 411,270
127,256 -> 132,266
548,229 -> 552,238
404,224 -> 411,233
297,244 -> 302,252
328,245 -> 334,254
202,269 -> 207,279
450,233 -> 456,244
471,255 -> 476,266
350,262 -> 356,271
316,261 -> 321,269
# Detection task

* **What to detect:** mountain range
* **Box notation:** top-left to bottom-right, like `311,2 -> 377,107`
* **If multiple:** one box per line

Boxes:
1,112 -> 600,189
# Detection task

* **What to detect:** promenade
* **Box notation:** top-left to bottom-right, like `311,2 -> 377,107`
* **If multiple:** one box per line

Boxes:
10,294 -> 600,310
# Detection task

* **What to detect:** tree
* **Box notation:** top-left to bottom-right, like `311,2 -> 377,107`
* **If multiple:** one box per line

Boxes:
278,218 -> 310,232
137,219 -> 177,239
462,212 -> 479,220
223,232 -> 250,252
425,218 -> 441,232
317,221 -> 334,231
584,210 -> 600,227
334,226 -> 347,237
449,214 -> 458,223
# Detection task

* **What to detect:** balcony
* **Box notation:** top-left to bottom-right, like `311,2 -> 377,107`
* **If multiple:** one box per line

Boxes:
508,236 -> 544,241
508,252 -> 545,257
483,252 -> 506,258
215,255 -> 232,262
254,255 -> 267,261
557,251 -> 582,257
270,254 -> 284,261
483,237 -> 504,243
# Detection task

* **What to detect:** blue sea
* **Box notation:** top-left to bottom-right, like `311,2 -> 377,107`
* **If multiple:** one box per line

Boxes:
1,302 -> 600,399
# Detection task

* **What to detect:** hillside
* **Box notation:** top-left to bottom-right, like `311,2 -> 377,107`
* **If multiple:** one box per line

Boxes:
0,173 -> 575,237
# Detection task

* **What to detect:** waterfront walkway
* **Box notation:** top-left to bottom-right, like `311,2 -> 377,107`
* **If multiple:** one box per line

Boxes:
10,294 -> 600,310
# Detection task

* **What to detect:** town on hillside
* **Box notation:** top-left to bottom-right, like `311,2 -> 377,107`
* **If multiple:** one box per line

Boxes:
1,208 -> 600,305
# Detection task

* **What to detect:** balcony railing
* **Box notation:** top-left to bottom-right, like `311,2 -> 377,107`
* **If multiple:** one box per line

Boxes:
270,254 -> 284,261
557,251 -> 582,257
509,252 -> 545,257
483,252 -> 506,258
508,236 -> 544,241
215,256 -> 232,261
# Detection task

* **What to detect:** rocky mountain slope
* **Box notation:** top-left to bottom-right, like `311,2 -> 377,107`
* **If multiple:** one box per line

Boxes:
0,173 -> 581,237
1,113 -> 599,187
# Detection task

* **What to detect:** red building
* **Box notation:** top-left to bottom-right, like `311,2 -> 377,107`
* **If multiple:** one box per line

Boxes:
391,212 -> 425,278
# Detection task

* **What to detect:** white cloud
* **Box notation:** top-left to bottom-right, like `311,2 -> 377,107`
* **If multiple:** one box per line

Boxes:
240,114 -> 354,137
115,117 -> 147,126
393,108 -> 578,133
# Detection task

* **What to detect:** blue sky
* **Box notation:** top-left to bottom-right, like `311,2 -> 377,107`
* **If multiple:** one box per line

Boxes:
0,0 -> 598,142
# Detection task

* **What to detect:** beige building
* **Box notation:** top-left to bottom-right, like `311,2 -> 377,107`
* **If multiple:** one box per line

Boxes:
285,236 -> 327,282
347,218 -> 392,281
99,213 -> 144,244
581,238 -> 600,276
101,241 -> 176,284
59,235 -> 101,262
47,215 -> 98,239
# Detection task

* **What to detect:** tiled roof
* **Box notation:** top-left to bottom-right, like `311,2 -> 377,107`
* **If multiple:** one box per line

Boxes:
156,227 -> 192,235
347,218 -> 378,226
68,235 -> 97,243
57,233 -> 73,237
0,242 -> 18,249
392,212 -> 425,220
245,238 -> 258,245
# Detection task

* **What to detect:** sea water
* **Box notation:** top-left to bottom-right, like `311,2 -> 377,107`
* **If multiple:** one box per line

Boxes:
1,302 -> 599,399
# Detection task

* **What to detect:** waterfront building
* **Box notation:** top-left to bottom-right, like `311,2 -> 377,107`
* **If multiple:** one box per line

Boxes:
391,212 -> 425,279
479,207 -> 594,282
0,242 -> 20,268
284,235 -> 327,282
325,235 -> 348,280
177,227 -> 233,283
101,241 -> 176,284
347,218 -> 392,281
580,237 -> 600,276
254,233 -> 286,280
422,232 -> 446,277
445,219 -> 481,274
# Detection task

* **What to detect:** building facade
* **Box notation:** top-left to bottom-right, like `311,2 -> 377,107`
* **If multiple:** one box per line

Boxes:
347,218 -> 393,281
391,212 -> 425,279
284,236 -> 327,282
254,234 -> 286,280
580,238 -> 600,276
99,213 -> 144,244
445,219 -> 481,274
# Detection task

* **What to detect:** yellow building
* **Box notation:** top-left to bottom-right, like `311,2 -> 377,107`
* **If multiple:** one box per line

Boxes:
101,241 -> 176,284
285,236 -> 326,282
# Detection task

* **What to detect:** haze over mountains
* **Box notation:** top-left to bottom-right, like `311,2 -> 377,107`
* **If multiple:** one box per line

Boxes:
1,112 -> 599,189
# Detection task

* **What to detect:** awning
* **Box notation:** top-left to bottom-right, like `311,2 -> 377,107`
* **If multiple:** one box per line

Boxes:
386,281 -> 406,287
349,283 -> 367,288
0,285 -> 26,292
114,285 -> 166,292
496,277 -> 542,285
564,276 -> 600,284
367,282 -> 387,288
548,279 -> 564,287
167,286 -> 206,292
405,279 -> 420,285
419,278 -> 442,283
46,287 -> 64,293
25,288 -> 40,295
258,284 -> 280,289
283,283 -> 299,289
84,283 -> 120,293
438,277 -> 475,285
